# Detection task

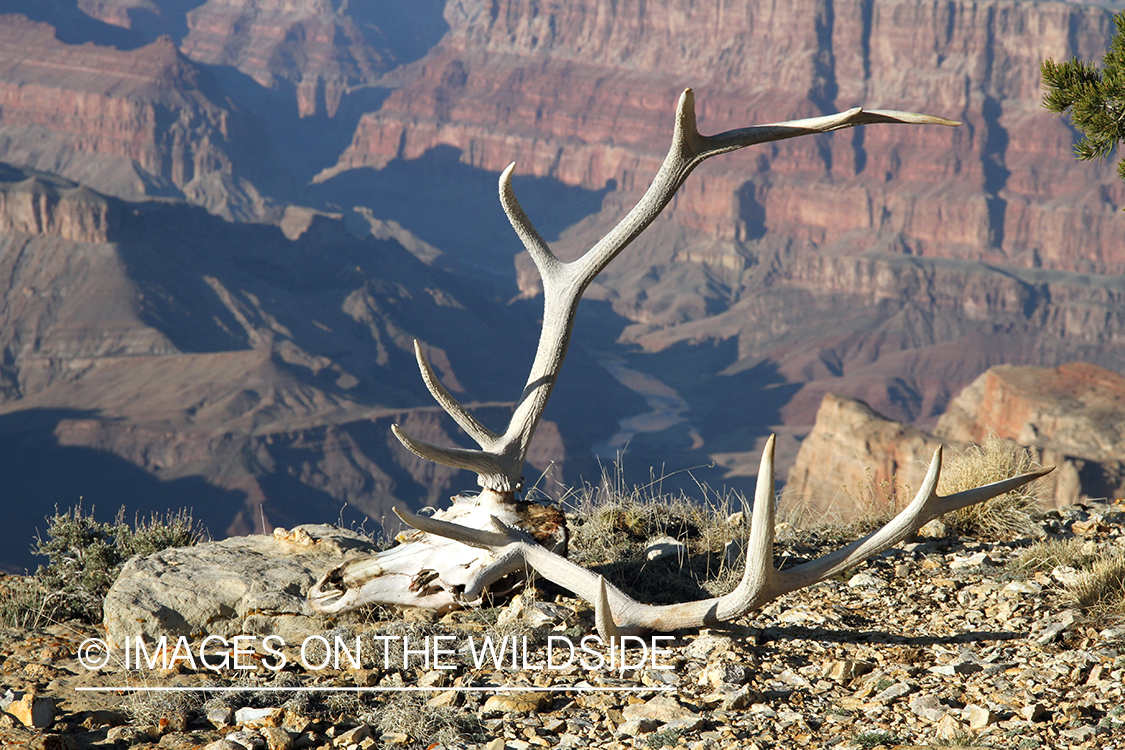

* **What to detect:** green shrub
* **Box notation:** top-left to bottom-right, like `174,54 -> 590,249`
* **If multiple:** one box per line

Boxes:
645,726 -> 686,749
2,505 -> 206,627
853,730 -> 901,748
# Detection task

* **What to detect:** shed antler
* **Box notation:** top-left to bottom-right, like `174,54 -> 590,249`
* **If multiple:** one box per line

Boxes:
395,435 -> 1051,636
310,89 -> 1019,619
391,89 -> 960,495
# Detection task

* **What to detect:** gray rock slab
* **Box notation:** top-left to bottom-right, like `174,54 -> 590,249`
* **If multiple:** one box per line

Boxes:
103,525 -> 381,647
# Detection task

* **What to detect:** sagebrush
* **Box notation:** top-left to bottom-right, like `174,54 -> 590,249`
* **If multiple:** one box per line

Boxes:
0,505 -> 206,627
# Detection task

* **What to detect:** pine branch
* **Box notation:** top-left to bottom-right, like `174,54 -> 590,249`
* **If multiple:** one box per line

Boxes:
1041,11 -> 1125,178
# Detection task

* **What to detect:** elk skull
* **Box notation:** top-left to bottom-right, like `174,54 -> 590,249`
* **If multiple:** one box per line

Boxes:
309,89 -> 1049,627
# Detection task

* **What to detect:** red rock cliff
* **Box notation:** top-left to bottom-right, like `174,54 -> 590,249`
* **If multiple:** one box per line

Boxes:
935,363 -> 1125,503
0,15 -> 251,214
326,0 -> 1124,273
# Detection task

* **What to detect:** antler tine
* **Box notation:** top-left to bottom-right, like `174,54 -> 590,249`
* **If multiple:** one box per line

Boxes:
395,437 -> 1051,635
770,451 -> 1055,596
499,163 -> 563,281
395,89 -> 959,495
414,341 -> 498,445
391,424 -> 508,480
594,576 -> 621,645
575,91 -> 960,289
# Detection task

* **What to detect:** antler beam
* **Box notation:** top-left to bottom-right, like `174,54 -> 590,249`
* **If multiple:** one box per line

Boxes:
395,436 -> 1052,637
392,89 -> 959,495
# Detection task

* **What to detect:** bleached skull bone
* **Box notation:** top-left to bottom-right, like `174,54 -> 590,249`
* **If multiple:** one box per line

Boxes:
308,490 -> 566,613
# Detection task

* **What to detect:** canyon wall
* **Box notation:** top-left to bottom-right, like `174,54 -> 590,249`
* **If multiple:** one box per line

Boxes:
308,0 -> 1125,487
784,392 -> 943,518
327,0 -> 1124,271
0,14 -> 268,218
2,1 -> 1125,563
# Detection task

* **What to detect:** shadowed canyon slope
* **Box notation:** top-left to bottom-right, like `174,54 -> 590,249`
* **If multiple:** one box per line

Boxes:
0,164 -> 634,570
1,0 -> 1125,567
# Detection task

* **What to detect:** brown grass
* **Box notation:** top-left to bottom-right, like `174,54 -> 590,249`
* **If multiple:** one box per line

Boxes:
558,462 -> 746,602
1065,551 -> 1125,624
937,435 -> 1047,539
1012,537 -> 1098,573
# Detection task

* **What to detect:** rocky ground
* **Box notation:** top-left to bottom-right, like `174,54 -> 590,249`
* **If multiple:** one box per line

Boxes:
2,501 -> 1125,750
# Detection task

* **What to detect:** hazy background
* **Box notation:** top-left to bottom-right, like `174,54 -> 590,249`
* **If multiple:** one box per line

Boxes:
0,0 -> 1123,570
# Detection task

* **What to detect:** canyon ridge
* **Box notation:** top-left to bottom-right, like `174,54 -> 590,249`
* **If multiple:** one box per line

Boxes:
0,0 -> 1123,569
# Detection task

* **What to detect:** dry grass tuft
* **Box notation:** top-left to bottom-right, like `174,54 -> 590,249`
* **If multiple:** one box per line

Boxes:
123,686 -> 202,727
368,693 -> 480,748
937,435 -> 1047,539
557,463 -> 746,602
1065,551 -> 1125,624
0,575 -> 57,629
777,459 -> 918,548
1010,539 -> 1125,626
1013,537 -> 1098,573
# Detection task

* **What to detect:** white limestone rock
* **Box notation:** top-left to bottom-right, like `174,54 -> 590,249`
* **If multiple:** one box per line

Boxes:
103,524 -> 381,648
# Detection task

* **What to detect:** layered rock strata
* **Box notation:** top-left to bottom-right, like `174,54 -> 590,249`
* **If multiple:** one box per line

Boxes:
0,14 -> 259,216
326,0 -> 1124,273
936,363 -> 1125,504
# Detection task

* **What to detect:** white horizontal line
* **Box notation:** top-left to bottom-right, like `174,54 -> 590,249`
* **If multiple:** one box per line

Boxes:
76,685 -> 675,693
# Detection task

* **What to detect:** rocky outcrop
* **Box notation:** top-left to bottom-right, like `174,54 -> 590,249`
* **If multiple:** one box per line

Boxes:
103,524 -> 379,646
935,363 -> 1125,505
178,0 -> 387,117
787,364 -> 1125,515
79,0 -> 448,118
784,393 -> 943,519
0,168 -> 110,243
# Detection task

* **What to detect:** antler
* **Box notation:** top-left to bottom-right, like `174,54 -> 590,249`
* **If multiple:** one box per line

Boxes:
310,90 -> 963,617
392,89 -> 960,495
395,435 -> 1053,637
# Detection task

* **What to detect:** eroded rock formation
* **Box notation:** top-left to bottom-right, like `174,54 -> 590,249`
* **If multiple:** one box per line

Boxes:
936,363 -> 1125,504
0,14 -> 264,217
789,364 -> 1125,515
784,393 -> 943,519
314,0 -> 1125,487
